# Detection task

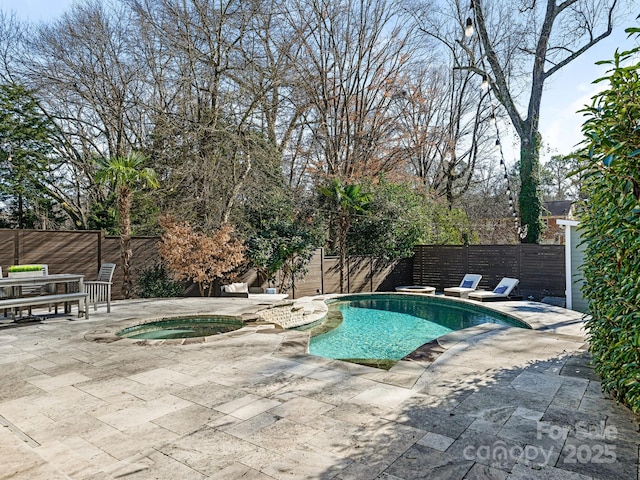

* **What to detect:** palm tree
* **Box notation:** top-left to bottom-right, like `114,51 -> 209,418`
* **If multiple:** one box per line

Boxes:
95,152 -> 159,298
319,178 -> 371,293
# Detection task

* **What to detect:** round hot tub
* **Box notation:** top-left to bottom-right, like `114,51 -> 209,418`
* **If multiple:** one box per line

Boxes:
117,316 -> 244,340
394,285 -> 436,294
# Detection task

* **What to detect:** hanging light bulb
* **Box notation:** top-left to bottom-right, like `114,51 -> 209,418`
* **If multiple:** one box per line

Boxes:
509,198 -> 513,205
489,112 -> 496,125
507,187 -> 511,195
494,138 -> 501,152
503,173 -> 508,179
465,17 -> 474,37
500,158 -> 504,165
512,212 -> 517,217
481,75 -> 489,91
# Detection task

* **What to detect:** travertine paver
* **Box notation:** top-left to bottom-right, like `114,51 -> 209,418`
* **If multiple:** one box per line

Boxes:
0,296 -> 638,479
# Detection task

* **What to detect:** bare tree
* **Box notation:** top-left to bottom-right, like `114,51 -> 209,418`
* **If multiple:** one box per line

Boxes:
393,61 -> 495,207
285,0 -> 417,181
129,0 -> 287,230
423,0 -> 622,242
540,153 -> 582,200
1,2 -> 149,229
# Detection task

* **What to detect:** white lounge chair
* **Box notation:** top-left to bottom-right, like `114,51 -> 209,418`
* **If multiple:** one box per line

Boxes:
468,277 -> 519,302
221,282 -> 249,298
444,274 -> 483,298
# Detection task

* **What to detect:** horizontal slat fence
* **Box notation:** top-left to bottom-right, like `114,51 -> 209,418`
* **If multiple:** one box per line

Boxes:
0,229 -> 564,301
413,244 -> 565,300
0,230 -> 160,300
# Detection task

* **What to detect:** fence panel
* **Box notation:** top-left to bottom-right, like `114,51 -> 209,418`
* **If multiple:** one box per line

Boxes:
291,249 -> 324,298
347,256 -> 372,293
519,244 -> 565,299
413,244 -> 564,300
374,258 -> 412,292
103,236 -> 160,298
20,231 -> 100,277
0,231 -> 17,270
412,245 -> 468,291
467,245 -> 520,291
322,256 -> 341,294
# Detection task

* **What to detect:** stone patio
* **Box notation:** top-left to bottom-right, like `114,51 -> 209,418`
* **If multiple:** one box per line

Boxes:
0,296 -> 638,479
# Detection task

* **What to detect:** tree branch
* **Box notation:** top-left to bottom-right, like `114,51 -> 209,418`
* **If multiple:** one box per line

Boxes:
544,0 -> 618,79
472,0 -> 525,138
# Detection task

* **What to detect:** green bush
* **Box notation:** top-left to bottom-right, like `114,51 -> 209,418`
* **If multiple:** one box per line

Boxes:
136,263 -> 184,298
578,32 -> 640,414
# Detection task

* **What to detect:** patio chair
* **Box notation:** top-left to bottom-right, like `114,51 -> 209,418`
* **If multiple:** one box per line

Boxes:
85,263 -> 116,313
444,274 -> 483,298
468,277 -> 519,302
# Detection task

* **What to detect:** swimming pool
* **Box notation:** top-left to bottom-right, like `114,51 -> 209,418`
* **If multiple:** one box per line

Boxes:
307,294 -> 529,362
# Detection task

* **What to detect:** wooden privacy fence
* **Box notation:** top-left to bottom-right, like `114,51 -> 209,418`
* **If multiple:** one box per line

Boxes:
0,229 -> 565,301
284,250 -> 413,298
412,244 -> 565,300
0,229 -> 159,300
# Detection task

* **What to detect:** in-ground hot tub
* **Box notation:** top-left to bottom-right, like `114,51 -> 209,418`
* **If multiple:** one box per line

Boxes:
394,285 -> 436,294
117,316 -> 244,340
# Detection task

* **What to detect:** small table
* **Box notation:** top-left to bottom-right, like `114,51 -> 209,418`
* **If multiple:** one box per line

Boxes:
395,285 -> 436,294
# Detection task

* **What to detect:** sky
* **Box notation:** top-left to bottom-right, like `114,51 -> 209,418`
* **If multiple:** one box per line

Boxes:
2,0 -> 638,165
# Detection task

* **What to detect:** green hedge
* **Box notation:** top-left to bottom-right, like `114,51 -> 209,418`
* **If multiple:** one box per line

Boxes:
578,32 -> 640,414
8,265 -> 44,273
135,263 -> 184,298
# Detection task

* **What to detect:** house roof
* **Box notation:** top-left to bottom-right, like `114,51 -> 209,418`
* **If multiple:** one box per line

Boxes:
543,200 -> 573,217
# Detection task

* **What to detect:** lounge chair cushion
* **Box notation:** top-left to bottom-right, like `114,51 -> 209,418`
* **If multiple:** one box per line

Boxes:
223,282 -> 248,293
461,280 -> 474,288
493,285 -> 508,294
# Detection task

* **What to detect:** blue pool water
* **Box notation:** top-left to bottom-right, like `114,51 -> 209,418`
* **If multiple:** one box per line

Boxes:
308,295 -> 528,361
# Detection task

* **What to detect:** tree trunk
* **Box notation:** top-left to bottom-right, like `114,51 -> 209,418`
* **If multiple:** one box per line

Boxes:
119,188 -> 132,298
519,132 -> 543,244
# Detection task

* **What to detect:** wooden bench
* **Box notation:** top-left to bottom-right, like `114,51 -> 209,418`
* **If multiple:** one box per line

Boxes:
0,293 -> 89,320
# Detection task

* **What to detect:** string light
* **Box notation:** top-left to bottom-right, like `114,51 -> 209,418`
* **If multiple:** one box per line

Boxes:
465,17 -> 474,37
481,75 -> 489,91
463,6 -> 521,237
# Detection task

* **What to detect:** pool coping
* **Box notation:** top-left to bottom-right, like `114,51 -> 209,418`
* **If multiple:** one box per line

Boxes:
83,310 -> 282,346
297,292 -> 587,334
83,293 -> 588,375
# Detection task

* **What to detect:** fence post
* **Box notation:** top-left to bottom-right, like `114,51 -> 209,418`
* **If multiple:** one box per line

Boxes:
464,244 -> 469,274
370,256 -> 373,293
320,248 -> 325,295
13,230 -> 20,265
97,231 -> 103,274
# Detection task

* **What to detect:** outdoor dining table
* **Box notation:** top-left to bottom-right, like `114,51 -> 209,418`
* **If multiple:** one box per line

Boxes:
0,273 -> 87,318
